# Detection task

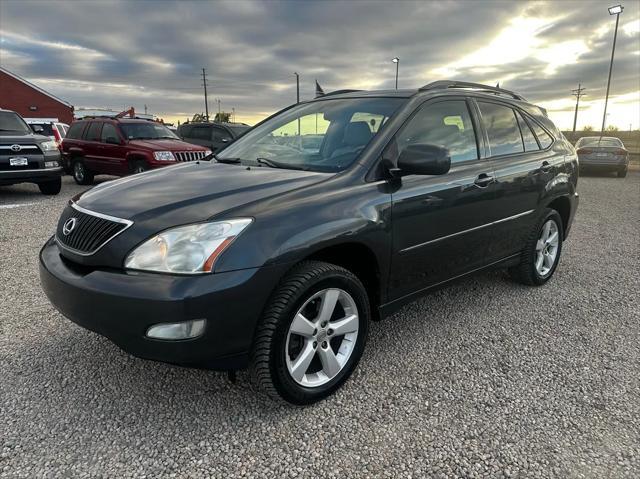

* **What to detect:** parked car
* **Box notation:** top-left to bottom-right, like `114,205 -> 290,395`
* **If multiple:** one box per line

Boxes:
40,81 -> 579,404
178,122 -> 249,153
575,136 -> 629,177
61,118 -> 211,184
24,118 -> 69,148
0,109 -> 63,195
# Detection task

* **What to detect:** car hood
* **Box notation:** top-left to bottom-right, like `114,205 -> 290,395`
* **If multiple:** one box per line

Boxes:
0,133 -> 49,143
75,162 -> 330,226
127,138 -> 207,151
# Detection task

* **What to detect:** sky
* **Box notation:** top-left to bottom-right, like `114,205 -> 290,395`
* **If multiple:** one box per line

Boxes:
0,0 -> 639,130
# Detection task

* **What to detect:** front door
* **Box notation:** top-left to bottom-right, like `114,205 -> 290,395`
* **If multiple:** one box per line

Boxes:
388,98 -> 501,300
98,122 -> 126,175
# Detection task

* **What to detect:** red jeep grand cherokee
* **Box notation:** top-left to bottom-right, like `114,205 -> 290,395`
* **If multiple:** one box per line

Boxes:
61,117 -> 211,184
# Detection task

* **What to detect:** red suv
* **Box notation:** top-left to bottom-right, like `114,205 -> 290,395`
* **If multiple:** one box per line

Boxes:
61,118 -> 211,184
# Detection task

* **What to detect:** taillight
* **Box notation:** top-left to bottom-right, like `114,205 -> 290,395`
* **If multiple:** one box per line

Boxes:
576,148 -> 592,155
614,149 -> 627,156
53,127 -> 62,148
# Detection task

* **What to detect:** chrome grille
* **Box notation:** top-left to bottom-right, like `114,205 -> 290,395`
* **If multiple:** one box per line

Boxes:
174,151 -> 208,162
55,203 -> 132,255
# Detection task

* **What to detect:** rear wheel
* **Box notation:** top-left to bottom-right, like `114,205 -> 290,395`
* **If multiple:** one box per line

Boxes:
251,261 -> 370,405
72,159 -> 94,185
509,209 -> 563,286
38,178 -> 61,195
618,167 -> 627,178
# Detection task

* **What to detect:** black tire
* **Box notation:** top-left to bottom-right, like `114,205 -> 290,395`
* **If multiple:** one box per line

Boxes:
509,208 -> 563,286
131,160 -> 148,174
251,260 -> 370,405
72,158 -> 94,185
38,177 -> 61,195
617,168 -> 627,178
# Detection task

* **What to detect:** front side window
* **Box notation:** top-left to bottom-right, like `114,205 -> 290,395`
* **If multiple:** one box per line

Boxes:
211,127 -> 229,142
0,111 -> 32,135
217,98 -> 405,172
478,101 -> 524,157
189,126 -> 211,140
120,122 -> 178,140
396,100 -> 478,164
101,123 -> 119,143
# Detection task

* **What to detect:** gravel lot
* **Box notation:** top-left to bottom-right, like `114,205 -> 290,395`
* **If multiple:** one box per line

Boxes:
1,172 -> 639,478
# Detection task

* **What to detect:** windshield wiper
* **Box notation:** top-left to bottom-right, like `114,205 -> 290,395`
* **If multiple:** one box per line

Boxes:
255,157 -> 308,171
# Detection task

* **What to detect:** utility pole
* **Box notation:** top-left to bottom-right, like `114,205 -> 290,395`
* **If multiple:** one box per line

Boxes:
294,72 -> 300,136
201,68 -> 210,122
232,107 -> 235,123
601,5 -> 623,134
144,104 -> 148,115
571,83 -> 586,132
217,98 -> 221,116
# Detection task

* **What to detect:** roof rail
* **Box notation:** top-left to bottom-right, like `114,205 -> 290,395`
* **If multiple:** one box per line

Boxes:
322,89 -> 362,97
419,80 -> 527,101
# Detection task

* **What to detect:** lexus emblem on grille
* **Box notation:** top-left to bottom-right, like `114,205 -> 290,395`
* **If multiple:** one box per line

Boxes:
62,218 -> 78,236
10,144 -> 22,152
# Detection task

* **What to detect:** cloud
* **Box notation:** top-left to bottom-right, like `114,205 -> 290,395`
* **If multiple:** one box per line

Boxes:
0,0 -> 638,128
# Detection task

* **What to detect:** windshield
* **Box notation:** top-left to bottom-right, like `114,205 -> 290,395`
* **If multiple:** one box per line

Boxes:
576,137 -> 623,148
0,111 -> 32,135
217,98 -> 405,172
120,122 -> 179,140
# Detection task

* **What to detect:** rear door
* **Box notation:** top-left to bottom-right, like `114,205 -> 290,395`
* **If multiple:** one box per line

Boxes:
389,97 -> 501,300
82,121 -> 103,171
474,100 -> 559,262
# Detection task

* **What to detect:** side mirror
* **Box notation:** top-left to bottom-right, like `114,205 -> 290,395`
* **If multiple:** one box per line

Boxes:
396,144 -> 451,176
105,137 -> 120,145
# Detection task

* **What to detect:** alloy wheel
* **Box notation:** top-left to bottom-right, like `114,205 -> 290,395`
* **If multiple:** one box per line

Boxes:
74,162 -> 84,182
535,219 -> 559,277
285,288 -> 359,387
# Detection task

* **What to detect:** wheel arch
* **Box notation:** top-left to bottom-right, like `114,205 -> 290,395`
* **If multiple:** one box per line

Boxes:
545,195 -> 571,237
303,242 -> 382,321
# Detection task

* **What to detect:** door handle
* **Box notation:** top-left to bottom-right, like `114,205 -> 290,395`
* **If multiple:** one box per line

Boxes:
540,161 -> 552,173
474,173 -> 494,187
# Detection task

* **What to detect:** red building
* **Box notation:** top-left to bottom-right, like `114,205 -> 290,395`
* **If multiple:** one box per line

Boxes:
0,67 -> 74,124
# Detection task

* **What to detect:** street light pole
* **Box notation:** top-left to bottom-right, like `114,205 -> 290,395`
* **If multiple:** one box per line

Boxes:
392,57 -> 399,90
601,4 -> 623,134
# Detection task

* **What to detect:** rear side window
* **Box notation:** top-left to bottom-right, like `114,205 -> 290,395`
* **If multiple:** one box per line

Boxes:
515,111 -> 539,152
478,102 -> 524,156
84,122 -> 103,141
529,121 -> 553,149
397,100 -> 478,164
65,122 -> 86,140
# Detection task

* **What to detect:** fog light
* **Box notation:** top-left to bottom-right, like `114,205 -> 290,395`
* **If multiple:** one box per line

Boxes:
146,319 -> 206,340
44,161 -> 59,168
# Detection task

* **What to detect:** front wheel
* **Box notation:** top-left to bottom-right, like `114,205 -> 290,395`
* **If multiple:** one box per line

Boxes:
131,160 -> 148,174
509,209 -> 563,286
38,178 -> 61,195
251,261 -> 370,405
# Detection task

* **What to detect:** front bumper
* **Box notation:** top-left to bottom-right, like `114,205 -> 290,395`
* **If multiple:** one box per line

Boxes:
39,238 -> 286,370
0,166 -> 63,185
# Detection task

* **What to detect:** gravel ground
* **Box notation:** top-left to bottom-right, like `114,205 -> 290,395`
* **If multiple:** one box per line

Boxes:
1,173 -> 639,478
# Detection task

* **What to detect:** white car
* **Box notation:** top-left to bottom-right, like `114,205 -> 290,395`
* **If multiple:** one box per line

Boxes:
24,118 -> 69,148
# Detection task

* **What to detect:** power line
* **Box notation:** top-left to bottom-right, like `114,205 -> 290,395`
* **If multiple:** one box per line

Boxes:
571,83 -> 586,132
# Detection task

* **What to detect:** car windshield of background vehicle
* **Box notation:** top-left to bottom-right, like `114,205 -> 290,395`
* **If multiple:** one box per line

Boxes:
217,98 -> 406,172
577,137 -> 623,148
0,111 -> 32,135
120,122 -> 178,140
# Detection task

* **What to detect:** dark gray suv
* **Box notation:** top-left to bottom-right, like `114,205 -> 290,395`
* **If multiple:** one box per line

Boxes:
40,81 -> 579,404
0,109 -> 63,195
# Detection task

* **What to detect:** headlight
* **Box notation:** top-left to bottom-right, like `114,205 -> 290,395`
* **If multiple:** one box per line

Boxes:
153,151 -> 175,161
40,140 -> 58,152
125,219 -> 252,274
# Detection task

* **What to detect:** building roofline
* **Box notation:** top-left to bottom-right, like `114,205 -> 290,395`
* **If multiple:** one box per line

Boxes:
0,67 -> 73,109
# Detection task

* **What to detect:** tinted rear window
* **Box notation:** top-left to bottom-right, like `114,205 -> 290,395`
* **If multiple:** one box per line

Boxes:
576,137 -> 623,148
30,123 -> 55,136
478,102 -> 524,157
